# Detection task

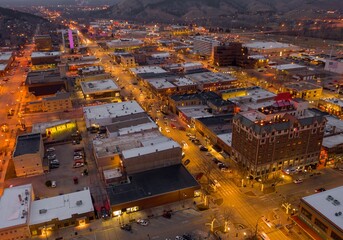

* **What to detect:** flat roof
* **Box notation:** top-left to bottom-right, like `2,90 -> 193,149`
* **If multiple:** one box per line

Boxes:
106,164 -> 200,206
122,139 -> 181,159
178,105 -> 214,119
187,72 -> 236,84
146,78 -> 176,90
325,115 -> 343,135
244,41 -> 298,50
81,79 -> 119,94
151,52 -> 170,58
302,186 -> 343,232
32,120 -> 71,134
29,189 -> 94,225
322,134 -> 343,149
31,52 -> 61,58
78,65 -> 104,74
0,52 -> 12,61
284,82 -> 322,91
103,168 -> 122,180
13,133 -> 41,157
217,133 -> 232,147
322,98 -> 343,107
0,184 -> 32,229
172,77 -> 196,87
130,66 -> 167,75
83,101 -> 144,121
270,63 -> 306,71
118,122 -> 158,136
0,64 -> 6,71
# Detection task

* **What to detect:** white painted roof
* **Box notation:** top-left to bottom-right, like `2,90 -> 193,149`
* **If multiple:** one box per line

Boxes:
302,186 -> 343,231
31,52 -> 61,58
130,66 -> 167,75
322,134 -> 343,149
322,98 -> 343,108
118,122 -> 158,136
83,101 -> 144,121
244,41 -> 298,50
81,79 -> 119,94
32,120 -> 71,134
103,168 -> 122,180
122,140 -> 181,159
217,133 -> 232,147
187,72 -> 236,84
29,189 -> 93,225
172,77 -> 196,87
147,78 -> 176,89
0,52 -> 12,61
0,64 -> 6,71
151,52 -> 170,58
270,63 -> 306,70
0,184 -> 32,229
248,55 -> 267,60
178,105 -> 214,119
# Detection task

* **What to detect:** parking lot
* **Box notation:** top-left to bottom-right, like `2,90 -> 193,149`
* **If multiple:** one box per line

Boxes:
5,141 -> 98,199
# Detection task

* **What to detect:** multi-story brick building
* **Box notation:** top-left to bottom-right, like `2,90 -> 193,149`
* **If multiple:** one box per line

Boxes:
232,97 -> 327,178
212,42 -> 248,67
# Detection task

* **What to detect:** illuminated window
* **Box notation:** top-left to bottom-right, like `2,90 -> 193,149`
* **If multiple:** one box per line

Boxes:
126,206 -> 139,213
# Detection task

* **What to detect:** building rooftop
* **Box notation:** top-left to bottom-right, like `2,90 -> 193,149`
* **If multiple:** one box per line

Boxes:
146,78 -> 176,90
122,139 -> 180,159
170,91 -> 220,102
32,120 -> 71,134
83,101 -> 144,122
0,64 -> 6,71
81,79 -> 119,94
0,184 -> 32,229
0,52 -> 12,62
13,133 -> 41,157
284,82 -> 322,91
178,105 -> 213,119
151,52 -> 170,58
29,189 -> 94,225
302,186 -> 343,232
78,65 -> 104,75
106,164 -> 199,206
270,63 -> 306,71
103,168 -> 123,180
42,91 -> 71,101
244,41 -> 298,50
217,133 -> 232,147
187,72 -> 236,85
31,52 -> 61,58
130,66 -> 167,75
171,77 -> 196,87
322,98 -> 343,107
322,134 -> 343,149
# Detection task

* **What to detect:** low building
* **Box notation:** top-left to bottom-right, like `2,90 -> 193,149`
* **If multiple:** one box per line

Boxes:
130,66 -> 169,79
80,79 -> 120,101
243,41 -> 299,55
13,133 -> 44,177
146,78 -> 177,96
107,164 -> 200,216
29,189 -> 95,236
121,140 -> 181,174
0,52 -> 14,76
34,35 -> 52,51
318,98 -> 343,117
120,54 -> 135,67
295,186 -> 343,240
83,101 -> 145,129
0,184 -> 33,240
25,70 -> 67,96
187,72 -> 237,91
42,91 -> 72,112
324,59 -> 343,74
106,38 -> 143,50
30,52 -> 61,66
170,77 -> 197,94
75,73 -> 111,86
78,65 -> 105,76
283,82 -> 322,101
193,36 -> 220,56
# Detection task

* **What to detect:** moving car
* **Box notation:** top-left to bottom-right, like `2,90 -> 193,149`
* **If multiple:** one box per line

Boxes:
293,179 -> 303,184
73,162 -> 84,168
120,224 -> 132,232
183,159 -> 190,166
165,128 -> 170,133
46,147 -> 55,152
199,145 -> 208,151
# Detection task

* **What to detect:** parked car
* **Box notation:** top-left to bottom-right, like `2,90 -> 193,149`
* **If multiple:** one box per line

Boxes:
101,207 -> 109,219
73,162 -> 84,168
183,159 -> 191,166
74,155 -> 83,160
315,187 -> 326,193
50,159 -> 60,165
46,147 -> 55,152
212,158 -> 220,164
51,181 -> 57,188
293,179 -> 303,184
136,219 -> 149,226
120,224 -> 132,232
165,128 -> 170,133
199,145 -> 208,151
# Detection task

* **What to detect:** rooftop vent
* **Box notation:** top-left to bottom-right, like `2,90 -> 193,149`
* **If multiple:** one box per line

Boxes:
39,209 -> 47,214
335,212 -> 342,217
76,200 -> 83,206
327,195 -> 334,201
333,200 -> 340,206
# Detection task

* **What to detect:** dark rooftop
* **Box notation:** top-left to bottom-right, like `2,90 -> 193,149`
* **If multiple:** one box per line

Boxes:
170,91 -> 220,102
106,164 -> 199,206
13,133 -> 41,157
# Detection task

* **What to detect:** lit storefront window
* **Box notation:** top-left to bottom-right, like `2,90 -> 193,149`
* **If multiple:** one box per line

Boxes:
113,210 -> 121,216
126,206 -> 139,213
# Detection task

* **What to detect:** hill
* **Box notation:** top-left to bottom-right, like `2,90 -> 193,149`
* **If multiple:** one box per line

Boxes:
100,0 -> 343,27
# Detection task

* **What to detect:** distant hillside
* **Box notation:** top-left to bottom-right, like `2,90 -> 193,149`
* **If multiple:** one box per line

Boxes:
0,7 -> 50,47
99,0 -> 343,27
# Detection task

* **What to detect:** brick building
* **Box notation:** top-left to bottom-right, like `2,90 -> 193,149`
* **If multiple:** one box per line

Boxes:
232,98 -> 327,178
212,42 -> 248,67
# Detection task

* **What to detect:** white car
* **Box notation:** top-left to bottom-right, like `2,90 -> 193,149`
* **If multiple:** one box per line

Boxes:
165,128 -> 170,133
136,219 -> 149,226
46,147 -> 55,152
293,179 -> 303,184
74,156 -> 83,160
213,179 -> 221,187
51,181 -> 56,188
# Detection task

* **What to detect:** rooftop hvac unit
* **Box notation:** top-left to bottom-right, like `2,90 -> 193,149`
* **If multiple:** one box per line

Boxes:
39,209 -> 47,214
76,200 -> 83,206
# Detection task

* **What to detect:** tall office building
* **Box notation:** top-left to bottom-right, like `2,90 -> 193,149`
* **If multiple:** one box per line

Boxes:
231,95 -> 327,178
193,36 -> 220,56
212,42 -> 248,67
60,29 -> 80,53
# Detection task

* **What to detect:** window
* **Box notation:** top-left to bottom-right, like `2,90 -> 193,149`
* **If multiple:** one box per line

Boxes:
314,218 -> 328,232
301,207 -> 312,220
331,231 -> 343,240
